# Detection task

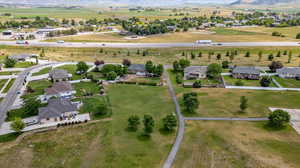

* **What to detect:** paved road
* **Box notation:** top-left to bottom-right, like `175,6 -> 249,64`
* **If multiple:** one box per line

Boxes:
0,41 -> 300,48
162,67 -> 185,168
0,64 -> 53,127
184,117 -> 268,121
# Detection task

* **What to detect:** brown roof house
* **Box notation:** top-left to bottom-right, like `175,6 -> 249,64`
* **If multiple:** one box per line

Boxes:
38,98 -> 78,124
232,66 -> 260,80
49,69 -> 72,82
184,66 -> 208,80
39,81 -> 76,103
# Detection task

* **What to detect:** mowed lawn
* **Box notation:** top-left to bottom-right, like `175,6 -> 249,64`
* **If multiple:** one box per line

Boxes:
174,121 -> 300,168
223,75 -> 277,87
180,88 -> 300,117
273,76 -> 300,88
0,84 -> 176,168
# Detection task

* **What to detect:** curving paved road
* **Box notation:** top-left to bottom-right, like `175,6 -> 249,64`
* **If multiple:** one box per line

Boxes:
0,41 -> 300,48
163,67 -> 185,168
0,64 -> 54,127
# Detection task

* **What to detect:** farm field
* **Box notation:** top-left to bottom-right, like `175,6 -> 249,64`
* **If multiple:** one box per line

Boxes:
0,46 -> 300,66
0,7 -> 235,20
174,121 -> 300,168
233,26 -> 300,40
48,27 -> 297,43
0,84 -> 176,168
179,88 -> 300,117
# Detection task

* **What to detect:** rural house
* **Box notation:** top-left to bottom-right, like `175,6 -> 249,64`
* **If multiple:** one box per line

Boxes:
128,64 -> 146,76
38,98 -> 79,124
9,54 -> 36,62
277,67 -> 300,79
232,66 -> 260,80
184,66 -> 208,80
39,81 -> 76,103
49,69 -> 72,82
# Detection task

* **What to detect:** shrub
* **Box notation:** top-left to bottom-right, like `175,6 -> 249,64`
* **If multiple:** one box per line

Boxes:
268,110 -> 290,128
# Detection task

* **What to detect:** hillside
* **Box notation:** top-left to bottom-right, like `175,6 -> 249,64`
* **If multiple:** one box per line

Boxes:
231,0 -> 298,5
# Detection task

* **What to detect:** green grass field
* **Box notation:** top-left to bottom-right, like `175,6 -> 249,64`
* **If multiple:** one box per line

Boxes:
0,84 -> 176,168
0,71 -> 19,75
174,121 -> 300,168
273,76 -> 300,88
2,78 -> 15,93
180,88 -> 300,117
21,79 -> 52,100
223,75 -> 277,87
0,79 -> 7,91
31,67 -> 52,76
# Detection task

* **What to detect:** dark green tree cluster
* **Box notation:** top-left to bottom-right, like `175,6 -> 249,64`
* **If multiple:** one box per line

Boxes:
268,110 -> 290,128
101,64 -> 128,80
172,59 -> 190,72
183,92 -> 199,114
145,61 -> 164,77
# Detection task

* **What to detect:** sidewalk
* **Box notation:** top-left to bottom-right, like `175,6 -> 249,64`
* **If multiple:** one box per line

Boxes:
0,114 -> 91,136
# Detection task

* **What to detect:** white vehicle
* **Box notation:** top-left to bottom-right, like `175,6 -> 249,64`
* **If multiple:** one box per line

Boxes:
57,40 -> 65,44
195,40 -> 212,45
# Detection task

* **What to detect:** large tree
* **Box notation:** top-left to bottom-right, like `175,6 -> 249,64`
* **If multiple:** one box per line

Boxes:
268,110 -> 290,128
183,92 -> 199,113
269,61 -> 283,72
207,63 -> 222,79
4,57 -> 16,68
76,61 -> 89,74
24,98 -> 42,116
128,115 -> 140,132
162,114 -> 177,132
143,115 -> 155,136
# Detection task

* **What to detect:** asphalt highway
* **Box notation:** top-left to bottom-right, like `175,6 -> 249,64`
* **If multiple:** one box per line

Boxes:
0,41 -> 300,48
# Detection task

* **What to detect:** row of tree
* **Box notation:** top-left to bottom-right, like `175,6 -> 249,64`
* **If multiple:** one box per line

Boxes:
127,114 -> 177,138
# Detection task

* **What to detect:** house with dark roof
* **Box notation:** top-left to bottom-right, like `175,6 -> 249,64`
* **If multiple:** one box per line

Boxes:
184,66 -> 208,80
232,66 -> 260,80
38,98 -> 78,124
9,54 -> 36,62
128,64 -> 146,76
49,69 -> 72,82
39,81 -> 76,103
277,67 -> 300,79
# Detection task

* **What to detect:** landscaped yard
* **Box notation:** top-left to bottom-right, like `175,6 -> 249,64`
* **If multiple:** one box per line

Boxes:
2,79 -> 15,93
0,71 -> 19,75
0,79 -> 7,91
21,80 -> 52,100
273,76 -> 300,88
73,82 -> 100,97
15,62 -> 35,68
0,84 -> 176,168
174,121 -> 300,168
223,75 -> 277,87
181,88 -> 300,117
55,64 -> 83,80
31,67 -> 52,76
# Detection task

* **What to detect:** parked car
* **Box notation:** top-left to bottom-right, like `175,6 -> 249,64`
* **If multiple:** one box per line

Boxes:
57,40 -> 65,44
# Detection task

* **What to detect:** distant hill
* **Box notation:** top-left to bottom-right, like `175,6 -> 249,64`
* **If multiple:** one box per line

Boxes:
231,0 -> 299,5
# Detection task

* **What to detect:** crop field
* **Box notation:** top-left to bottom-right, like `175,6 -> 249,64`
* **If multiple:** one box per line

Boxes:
0,7 -> 235,21
174,121 -> 300,168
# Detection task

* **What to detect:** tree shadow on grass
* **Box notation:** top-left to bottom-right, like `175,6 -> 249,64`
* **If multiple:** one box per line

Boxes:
159,128 -> 174,136
137,133 -> 151,141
